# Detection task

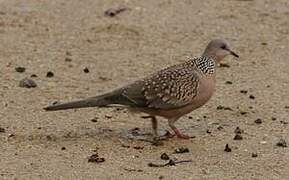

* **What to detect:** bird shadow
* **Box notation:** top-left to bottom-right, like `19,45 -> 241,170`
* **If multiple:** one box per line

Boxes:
5,127 -> 172,146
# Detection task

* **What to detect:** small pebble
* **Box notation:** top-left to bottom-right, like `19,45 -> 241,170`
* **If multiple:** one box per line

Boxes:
52,101 -> 59,105
236,0 -> 254,2
123,168 -> 143,172
219,63 -> 230,68
240,90 -> 248,94
217,125 -> 223,130
88,154 -> 105,163
0,127 -> 5,133
276,139 -> 287,147
280,121 -> 288,125
105,114 -> 112,119
15,67 -> 26,73
46,71 -> 54,78
174,147 -> 189,154
240,111 -> 247,115
130,127 -> 141,136
260,141 -> 267,144
216,105 -> 233,111
152,140 -> 164,146
121,144 -> 130,148
83,67 -> 89,73
61,147 -> 66,150
133,146 -> 144,150
225,81 -> 233,84
254,118 -> 262,124
99,76 -> 111,81
249,95 -> 255,99
91,117 -> 98,122
233,134 -> 243,140
30,74 -> 37,78
65,57 -> 72,62
19,78 -> 37,88
160,153 -> 170,160
252,153 -> 258,157
206,129 -> 212,134
66,51 -> 72,56
271,117 -> 277,121
224,144 -> 232,152
8,133 -> 15,138
46,135 -> 53,141
234,127 -> 243,134
104,6 -> 128,17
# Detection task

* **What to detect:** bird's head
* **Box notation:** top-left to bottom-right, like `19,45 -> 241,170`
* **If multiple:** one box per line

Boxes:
202,39 -> 239,62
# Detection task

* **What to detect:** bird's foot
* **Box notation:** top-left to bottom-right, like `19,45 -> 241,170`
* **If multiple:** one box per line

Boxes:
163,130 -> 175,138
153,130 -> 174,140
171,128 -> 191,139
175,133 -> 191,139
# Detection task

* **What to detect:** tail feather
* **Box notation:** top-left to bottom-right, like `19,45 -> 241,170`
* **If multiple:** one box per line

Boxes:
44,93 -> 117,111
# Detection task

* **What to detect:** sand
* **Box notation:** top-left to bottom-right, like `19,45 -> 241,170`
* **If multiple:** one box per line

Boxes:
0,0 -> 289,179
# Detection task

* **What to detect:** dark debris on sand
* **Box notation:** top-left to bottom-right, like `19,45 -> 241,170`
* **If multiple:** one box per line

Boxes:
174,147 -> 189,154
224,144 -> 232,152
19,78 -> 37,88
276,139 -> 287,147
104,6 -> 129,17
15,66 -> 26,73
88,153 -> 105,163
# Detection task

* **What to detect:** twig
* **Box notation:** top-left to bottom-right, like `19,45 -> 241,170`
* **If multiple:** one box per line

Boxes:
148,159 -> 192,167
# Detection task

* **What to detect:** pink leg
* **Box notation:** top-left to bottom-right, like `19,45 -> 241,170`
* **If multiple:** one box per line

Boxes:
168,118 -> 191,139
171,127 -> 190,139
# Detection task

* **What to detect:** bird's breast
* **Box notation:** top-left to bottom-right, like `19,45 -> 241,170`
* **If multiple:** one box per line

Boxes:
197,75 -> 215,101
181,75 -> 216,112
145,76 -> 216,119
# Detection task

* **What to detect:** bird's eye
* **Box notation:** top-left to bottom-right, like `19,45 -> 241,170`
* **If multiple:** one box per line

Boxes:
220,45 -> 226,49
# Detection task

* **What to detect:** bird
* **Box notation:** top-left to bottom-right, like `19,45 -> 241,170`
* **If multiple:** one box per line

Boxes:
44,39 -> 239,139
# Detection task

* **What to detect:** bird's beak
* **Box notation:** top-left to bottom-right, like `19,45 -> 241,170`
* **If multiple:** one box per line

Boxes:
228,49 -> 239,58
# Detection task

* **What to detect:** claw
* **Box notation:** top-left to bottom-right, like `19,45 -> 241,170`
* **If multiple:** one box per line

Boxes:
171,128 -> 191,139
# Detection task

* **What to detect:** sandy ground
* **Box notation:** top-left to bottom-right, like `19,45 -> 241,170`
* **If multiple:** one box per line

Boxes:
0,0 -> 289,179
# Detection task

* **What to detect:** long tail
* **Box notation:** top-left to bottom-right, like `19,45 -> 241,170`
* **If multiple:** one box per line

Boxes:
44,91 -> 122,111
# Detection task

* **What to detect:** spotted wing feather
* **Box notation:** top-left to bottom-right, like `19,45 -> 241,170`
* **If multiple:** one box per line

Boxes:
121,62 -> 200,109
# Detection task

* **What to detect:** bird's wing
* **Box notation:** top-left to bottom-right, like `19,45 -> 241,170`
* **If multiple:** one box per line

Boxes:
121,63 -> 200,109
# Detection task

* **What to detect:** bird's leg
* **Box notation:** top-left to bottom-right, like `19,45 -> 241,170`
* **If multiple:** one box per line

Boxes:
150,116 -> 158,138
141,115 -> 159,139
168,118 -> 191,139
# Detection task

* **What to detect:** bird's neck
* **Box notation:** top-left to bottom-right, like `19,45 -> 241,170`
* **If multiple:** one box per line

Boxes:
202,48 -> 223,62
192,56 -> 216,75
